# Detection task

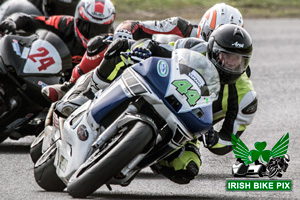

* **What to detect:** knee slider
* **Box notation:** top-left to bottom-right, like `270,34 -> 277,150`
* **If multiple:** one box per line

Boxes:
152,140 -> 202,184
170,140 -> 201,172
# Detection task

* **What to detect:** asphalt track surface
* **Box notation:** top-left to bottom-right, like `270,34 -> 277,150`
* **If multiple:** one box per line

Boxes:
0,19 -> 300,199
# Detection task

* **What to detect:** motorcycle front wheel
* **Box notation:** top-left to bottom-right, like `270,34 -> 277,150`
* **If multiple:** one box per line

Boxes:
67,121 -> 154,198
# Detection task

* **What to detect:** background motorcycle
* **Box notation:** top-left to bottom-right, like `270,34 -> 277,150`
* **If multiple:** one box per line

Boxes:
0,29 -> 72,142
32,48 -> 220,198
0,0 -> 42,22
0,0 -> 80,21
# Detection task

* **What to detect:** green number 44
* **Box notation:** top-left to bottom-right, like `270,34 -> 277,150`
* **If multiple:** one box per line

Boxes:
172,80 -> 200,106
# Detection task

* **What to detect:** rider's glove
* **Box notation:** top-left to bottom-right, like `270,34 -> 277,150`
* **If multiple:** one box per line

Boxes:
104,38 -> 130,58
103,38 -> 134,67
130,47 -> 152,61
113,29 -> 133,40
150,140 -> 201,184
87,34 -> 112,55
200,128 -> 219,148
0,19 -> 16,34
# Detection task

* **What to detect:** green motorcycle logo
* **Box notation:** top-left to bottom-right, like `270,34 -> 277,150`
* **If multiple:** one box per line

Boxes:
231,133 -> 289,165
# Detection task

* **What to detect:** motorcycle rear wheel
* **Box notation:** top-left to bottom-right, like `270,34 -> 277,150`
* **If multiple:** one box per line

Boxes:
34,144 -> 66,191
30,130 -> 45,163
67,121 -> 153,198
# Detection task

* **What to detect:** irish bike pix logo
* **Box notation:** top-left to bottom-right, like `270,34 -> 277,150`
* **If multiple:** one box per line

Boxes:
227,133 -> 292,191
231,132 -> 290,178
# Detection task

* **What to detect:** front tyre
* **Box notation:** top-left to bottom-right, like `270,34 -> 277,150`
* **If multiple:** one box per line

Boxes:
67,121 -> 154,198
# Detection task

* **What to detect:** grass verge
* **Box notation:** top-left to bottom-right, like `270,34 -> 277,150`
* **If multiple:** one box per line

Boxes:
112,0 -> 300,21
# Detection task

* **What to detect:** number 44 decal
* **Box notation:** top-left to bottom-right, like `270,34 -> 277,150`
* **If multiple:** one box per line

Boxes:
28,47 -> 55,71
172,80 -> 201,106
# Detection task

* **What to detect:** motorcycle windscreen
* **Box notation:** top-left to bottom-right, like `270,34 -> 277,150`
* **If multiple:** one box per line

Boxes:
132,49 -> 220,134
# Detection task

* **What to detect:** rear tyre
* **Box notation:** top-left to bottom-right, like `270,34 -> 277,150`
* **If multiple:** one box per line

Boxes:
67,121 -> 153,198
34,144 -> 66,191
30,131 -> 45,163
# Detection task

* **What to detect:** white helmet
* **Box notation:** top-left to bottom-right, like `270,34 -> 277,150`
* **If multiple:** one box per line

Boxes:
74,0 -> 115,48
197,3 -> 243,41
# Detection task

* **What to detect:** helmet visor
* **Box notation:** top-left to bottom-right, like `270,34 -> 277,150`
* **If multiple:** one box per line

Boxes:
216,51 -> 249,74
76,18 -> 112,39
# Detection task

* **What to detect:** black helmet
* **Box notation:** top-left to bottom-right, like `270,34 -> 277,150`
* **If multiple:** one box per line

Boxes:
43,0 -> 80,16
207,24 -> 252,84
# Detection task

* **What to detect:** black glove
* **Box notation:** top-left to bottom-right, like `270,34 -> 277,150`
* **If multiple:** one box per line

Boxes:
104,38 -> 130,58
86,34 -> 112,56
200,128 -> 219,148
0,19 -> 16,34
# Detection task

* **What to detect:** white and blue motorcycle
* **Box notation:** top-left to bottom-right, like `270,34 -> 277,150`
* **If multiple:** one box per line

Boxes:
31,48 -> 220,198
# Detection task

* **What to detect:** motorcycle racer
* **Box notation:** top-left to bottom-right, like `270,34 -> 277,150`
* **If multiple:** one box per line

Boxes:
52,23 -> 257,184
114,2 -> 243,41
0,0 -> 116,100
42,3 -> 243,102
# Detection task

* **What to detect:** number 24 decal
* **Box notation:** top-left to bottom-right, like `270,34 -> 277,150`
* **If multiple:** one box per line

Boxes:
28,47 -> 55,71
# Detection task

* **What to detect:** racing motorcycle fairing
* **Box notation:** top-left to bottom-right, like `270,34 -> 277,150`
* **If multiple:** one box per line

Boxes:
0,29 -> 73,141
130,49 -> 220,135
0,33 -> 37,75
0,29 -> 72,77
53,49 -> 220,184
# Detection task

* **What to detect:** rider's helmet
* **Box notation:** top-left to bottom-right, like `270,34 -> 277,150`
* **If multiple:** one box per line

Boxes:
197,3 -> 243,41
74,0 -> 115,48
284,154 -> 290,163
42,0 -> 80,16
207,24 -> 252,84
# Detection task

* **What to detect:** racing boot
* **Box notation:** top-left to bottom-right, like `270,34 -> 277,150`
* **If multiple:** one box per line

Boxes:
55,93 -> 90,117
41,81 -> 74,102
150,139 -> 201,184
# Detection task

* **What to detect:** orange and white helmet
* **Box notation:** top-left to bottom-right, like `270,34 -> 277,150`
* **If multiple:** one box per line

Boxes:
197,3 -> 243,41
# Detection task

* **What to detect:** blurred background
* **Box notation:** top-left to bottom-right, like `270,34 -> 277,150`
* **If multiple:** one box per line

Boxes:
112,0 -> 300,21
